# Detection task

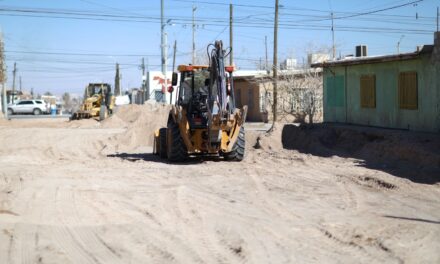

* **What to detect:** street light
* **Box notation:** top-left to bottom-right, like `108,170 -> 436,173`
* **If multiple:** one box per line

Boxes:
161,19 -> 175,103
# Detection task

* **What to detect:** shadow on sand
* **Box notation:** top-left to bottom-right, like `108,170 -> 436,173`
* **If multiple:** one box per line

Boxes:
107,153 -> 222,165
281,123 -> 440,185
384,215 -> 440,224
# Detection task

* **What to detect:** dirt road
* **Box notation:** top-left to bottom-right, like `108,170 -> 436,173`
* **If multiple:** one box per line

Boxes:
0,111 -> 439,263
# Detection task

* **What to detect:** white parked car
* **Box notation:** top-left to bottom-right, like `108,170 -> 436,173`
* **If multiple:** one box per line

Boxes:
7,100 -> 49,115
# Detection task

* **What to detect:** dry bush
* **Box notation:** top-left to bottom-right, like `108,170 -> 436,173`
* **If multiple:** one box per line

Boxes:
254,67 -> 323,124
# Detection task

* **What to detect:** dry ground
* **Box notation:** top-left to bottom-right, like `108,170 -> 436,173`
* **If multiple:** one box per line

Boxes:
0,107 -> 439,264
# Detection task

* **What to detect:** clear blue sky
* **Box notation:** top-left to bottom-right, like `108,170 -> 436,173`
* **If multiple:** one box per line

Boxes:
0,0 -> 437,95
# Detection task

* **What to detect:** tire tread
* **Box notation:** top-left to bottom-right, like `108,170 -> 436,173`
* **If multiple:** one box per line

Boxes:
224,126 -> 245,161
167,122 -> 188,162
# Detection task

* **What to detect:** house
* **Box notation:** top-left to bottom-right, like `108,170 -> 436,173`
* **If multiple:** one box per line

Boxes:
312,32 -> 440,133
127,88 -> 145,105
147,71 -> 174,104
234,69 -> 323,123
234,71 -> 269,122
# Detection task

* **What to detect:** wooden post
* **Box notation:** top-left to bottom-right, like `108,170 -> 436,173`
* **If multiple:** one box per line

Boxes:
272,0 -> 279,125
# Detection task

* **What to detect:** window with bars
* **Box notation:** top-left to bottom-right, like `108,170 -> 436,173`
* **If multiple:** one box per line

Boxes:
398,72 -> 418,110
360,75 -> 376,108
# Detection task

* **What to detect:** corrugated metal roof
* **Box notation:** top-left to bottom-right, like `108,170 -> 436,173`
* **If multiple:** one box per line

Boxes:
311,45 -> 433,68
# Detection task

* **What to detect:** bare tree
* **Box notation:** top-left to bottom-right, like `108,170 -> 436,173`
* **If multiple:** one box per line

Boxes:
194,48 -> 210,65
281,67 -> 322,123
253,66 -> 323,124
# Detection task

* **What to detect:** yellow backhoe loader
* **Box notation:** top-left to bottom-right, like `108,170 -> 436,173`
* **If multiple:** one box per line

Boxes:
154,40 -> 247,162
71,83 -> 115,121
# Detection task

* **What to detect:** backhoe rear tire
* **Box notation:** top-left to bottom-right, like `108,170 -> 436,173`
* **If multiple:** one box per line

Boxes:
224,126 -> 245,161
99,105 -> 107,121
159,128 -> 168,159
166,121 -> 188,162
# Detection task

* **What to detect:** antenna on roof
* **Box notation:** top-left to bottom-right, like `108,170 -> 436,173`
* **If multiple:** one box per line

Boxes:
437,6 -> 439,32
414,3 -> 419,20
397,35 -> 405,54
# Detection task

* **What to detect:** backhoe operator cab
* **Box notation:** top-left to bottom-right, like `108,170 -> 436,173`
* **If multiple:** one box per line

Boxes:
176,65 -> 236,129
154,40 -> 247,162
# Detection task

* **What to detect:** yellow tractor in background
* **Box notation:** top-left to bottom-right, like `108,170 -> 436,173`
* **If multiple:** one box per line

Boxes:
71,83 -> 115,121
154,40 -> 247,162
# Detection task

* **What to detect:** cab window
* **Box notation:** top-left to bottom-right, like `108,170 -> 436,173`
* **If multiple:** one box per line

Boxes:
18,101 -> 33,105
180,70 -> 209,104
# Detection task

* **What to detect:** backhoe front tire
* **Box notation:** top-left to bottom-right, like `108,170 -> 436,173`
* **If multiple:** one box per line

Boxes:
166,121 -> 188,162
224,126 -> 245,161
159,128 -> 168,159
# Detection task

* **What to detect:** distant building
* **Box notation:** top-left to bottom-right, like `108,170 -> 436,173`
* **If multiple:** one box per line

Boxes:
312,32 -> 440,133
234,69 -> 323,123
128,88 -> 144,105
234,71 -> 269,122
280,59 -> 297,70
147,71 -> 174,104
308,53 -> 330,66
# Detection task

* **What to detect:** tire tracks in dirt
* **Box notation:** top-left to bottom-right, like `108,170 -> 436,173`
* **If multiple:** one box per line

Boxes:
54,186 -> 123,264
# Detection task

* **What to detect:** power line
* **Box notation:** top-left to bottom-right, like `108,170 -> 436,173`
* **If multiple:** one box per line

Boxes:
171,0 -> 426,18
5,50 -> 161,57
0,4 -> 434,28
1,11 -> 432,35
170,0 -> 275,10
4,57 -> 140,66
333,0 -> 424,20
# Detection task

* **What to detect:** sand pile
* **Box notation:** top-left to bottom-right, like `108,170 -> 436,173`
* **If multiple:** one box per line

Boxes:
104,102 -> 171,152
247,124 -> 284,152
67,118 -> 100,128
0,112 -> 5,125
281,124 -> 440,164
281,123 -> 440,182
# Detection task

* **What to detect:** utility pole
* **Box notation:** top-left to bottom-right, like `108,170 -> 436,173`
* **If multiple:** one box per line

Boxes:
0,33 -> 6,117
12,62 -> 16,104
141,58 -> 146,103
164,33 -> 168,103
141,58 -> 145,82
272,0 -> 279,125
229,3 -> 233,66
331,13 -> 336,60
115,63 -> 120,96
146,58 -> 150,101
265,35 -> 268,72
172,40 -> 177,72
161,0 -> 168,103
19,76 -> 22,92
192,5 -> 197,65
171,40 -> 177,104
161,0 -> 165,74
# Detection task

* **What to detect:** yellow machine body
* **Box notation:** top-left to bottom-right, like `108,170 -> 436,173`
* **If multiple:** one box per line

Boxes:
71,83 -> 115,121
154,59 -> 248,161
